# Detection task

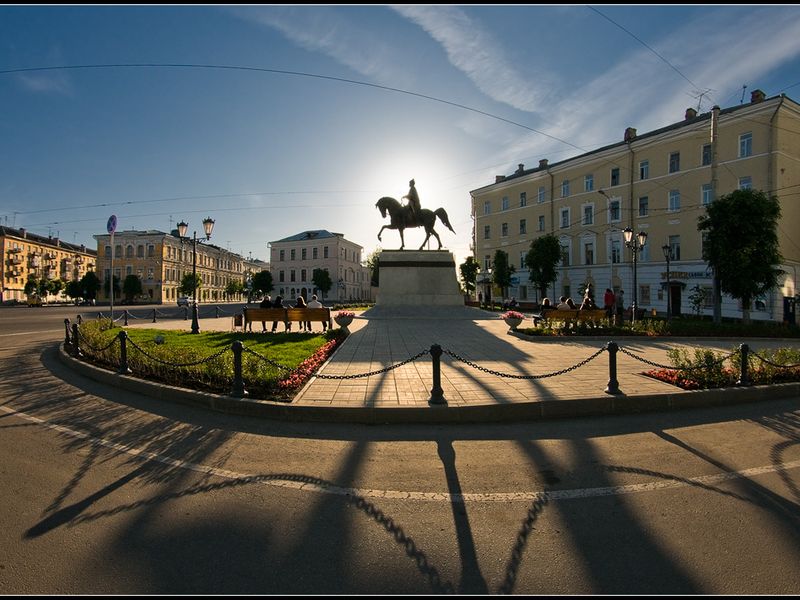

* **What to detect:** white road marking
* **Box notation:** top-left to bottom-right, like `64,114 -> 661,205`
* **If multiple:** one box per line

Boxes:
2,403 -> 798,503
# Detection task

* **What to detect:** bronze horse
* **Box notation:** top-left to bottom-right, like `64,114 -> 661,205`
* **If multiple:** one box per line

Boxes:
376,196 -> 455,250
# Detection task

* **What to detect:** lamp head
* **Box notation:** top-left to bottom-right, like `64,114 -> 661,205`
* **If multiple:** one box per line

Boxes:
177,221 -> 188,239
202,217 -> 215,240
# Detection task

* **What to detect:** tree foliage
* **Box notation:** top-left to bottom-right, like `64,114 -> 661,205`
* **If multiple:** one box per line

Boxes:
122,274 -> 143,302
178,273 -> 200,297
250,270 -> 274,297
312,268 -> 333,299
491,249 -> 515,298
698,188 -> 783,323
366,247 -> 381,287
80,271 -> 101,300
525,234 -> 562,299
459,256 -> 479,295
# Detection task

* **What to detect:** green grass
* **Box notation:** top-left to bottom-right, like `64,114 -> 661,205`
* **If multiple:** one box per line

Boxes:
77,319 -> 343,399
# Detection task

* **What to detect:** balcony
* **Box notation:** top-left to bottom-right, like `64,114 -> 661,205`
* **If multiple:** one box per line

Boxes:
8,247 -> 22,254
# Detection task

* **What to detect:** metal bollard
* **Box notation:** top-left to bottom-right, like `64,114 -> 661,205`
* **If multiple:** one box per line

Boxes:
124,310 -> 129,326
183,306 -> 188,320
71,323 -> 82,358
152,308 -> 157,323
605,341 -> 621,394
736,343 -> 751,386
64,318 -> 72,348
77,314 -> 83,325
428,344 -> 446,405
215,306 -> 220,319
230,340 -> 247,397
118,330 -> 132,374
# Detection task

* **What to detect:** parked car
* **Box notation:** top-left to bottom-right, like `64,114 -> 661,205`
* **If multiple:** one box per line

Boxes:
75,298 -> 96,306
27,294 -> 43,307
177,296 -> 194,307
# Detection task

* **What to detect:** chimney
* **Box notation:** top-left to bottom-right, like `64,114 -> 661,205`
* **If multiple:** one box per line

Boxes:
495,175 -> 506,183
538,159 -> 549,170
750,89 -> 765,103
19,228 -> 26,238
80,244 -> 85,252
624,127 -> 637,142
685,108 -> 697,120
516,163 -> 525,174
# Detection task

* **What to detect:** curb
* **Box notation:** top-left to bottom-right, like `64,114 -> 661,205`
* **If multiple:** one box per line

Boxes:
57,343 -> 800,425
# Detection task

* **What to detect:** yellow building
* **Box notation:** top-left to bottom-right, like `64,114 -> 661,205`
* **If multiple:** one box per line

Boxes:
470,90 -> 800,322
93,230 -> 248,304
1,226 -> 97,304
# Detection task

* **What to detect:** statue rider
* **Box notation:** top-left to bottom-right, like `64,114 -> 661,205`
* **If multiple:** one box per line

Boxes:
402,179 -> 421,227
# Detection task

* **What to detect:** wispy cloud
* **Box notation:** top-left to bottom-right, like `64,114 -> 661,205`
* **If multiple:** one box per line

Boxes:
16,71 -> 73,95
392,5 -> 557,114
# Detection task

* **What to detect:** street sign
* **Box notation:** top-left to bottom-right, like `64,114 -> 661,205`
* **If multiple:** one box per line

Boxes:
107,214 -> 117,234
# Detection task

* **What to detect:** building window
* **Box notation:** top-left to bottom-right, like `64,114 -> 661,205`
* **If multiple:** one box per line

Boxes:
279,270 -> 285,282
702,144 -> 712,166
537,186 -> 546,203
519,192 -> 527,207
669,190 -> 681,211
301,248 -> 307,260
739,176 -> 752,190
538,215 -> 545,231
739,132 -> 752,158
519,219 -> 527,235
610,168 -> 620,186
324,246 -> 329,259
126,245 -> 134,258
669,152 -> 680,173
501,223 -> 509,237
301,269 -> 306,281
669,235 -> 681,261
638,196 -> 649,217
639,160 -> 649,180
502,196 -> 509,211
484,255 -> 491,271
290,249 -> 296,261
484,201 -> 491,215
484,225 -> 491,239
584,174 -> 594,192
290,270 -> 296,282
137,245 -> 144,258
280,250 -> 285,261
561,180 -> 570,198
608,199 -> 621,222
312,247 -> 318,260
702,183 -> 713,205
584,242 -> 594,265
560,208 -> 570,229
639,285 -> 651,306
560,243 -> 571,267
583,204 -> 594,225
611,239 -> 621,264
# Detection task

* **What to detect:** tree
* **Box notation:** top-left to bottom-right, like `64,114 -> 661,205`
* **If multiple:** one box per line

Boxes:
178,273 -> 199,297
122,274 -> 143,303
312,268 -> 333,300
65,279 -> 83,301
688,284 -> 707,316
459,257 -> 479,297
225,280 -> 245,300
80,271 -> 101,301
104,275 -> 122,298
525,234 -> 562,301
698,188 -> 783,324
491,249 -> 515,300
366,247 -> 381,287
24,275 -> 39,297
250,270 -> 273,298
48,278 -> 64,301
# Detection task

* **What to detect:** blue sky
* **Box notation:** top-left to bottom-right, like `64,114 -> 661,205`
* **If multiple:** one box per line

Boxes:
3,4 -> 800,269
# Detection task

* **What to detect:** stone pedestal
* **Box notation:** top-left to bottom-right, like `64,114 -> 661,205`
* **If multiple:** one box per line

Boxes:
376,250 -> 463,307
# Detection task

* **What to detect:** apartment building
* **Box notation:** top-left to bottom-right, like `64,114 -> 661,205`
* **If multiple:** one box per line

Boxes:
1,226 -> 97,303
269,230 -> 373,302
470,90 -> 800,321
93,230 -> 248,304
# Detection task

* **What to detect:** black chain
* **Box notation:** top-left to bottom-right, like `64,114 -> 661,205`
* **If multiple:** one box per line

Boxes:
78,332 -> 119,354
315,349 -> 430,380
241,346 -> 295,371
750,351 -> 800,369
126,337 -> 230,367
617,345 -> 739,371
442,346 -> 607,380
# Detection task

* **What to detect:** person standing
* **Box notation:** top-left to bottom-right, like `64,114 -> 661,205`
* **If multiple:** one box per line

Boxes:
603,288 -> 615,319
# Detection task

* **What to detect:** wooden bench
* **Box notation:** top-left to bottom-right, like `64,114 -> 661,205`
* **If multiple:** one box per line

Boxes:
241,307 -> 332,332
532,308 -> 608,327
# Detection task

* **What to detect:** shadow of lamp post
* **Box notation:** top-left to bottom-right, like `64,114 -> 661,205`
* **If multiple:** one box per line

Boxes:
177,217 -> 215,334
623,227 -> 647,324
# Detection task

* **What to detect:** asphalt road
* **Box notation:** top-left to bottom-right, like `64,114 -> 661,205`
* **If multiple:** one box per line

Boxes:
1,305 -> 799,594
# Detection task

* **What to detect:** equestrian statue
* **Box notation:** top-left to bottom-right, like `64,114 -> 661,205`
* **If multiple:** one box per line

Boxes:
376,179 -> 455,250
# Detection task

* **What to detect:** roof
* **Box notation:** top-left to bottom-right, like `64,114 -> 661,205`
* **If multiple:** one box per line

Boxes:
1,226 -> 97,255
271,230 -> 344,243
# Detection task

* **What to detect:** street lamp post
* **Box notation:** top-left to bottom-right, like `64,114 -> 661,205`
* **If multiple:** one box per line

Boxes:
623,227 -> 647,324
177,217 -> 215,334
662,243 -> 672,322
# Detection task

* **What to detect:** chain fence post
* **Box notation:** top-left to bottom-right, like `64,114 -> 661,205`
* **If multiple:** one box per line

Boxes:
64,318 -> 72,348
152,308 -> 157,323
183,306 -> 188,320
71,323 -> 82,358
118,330 -> 132,374
123,310 -> 129,326
605,341 -> 621,394
215,306 -> 220,319
429,343 -> 446,405
736,343 -> 751,386
231,340 -> 247,397
77,314 -> 83,325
